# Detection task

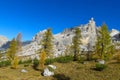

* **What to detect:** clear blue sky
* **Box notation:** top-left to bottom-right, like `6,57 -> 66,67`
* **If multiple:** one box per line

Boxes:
0,0 -> 120,41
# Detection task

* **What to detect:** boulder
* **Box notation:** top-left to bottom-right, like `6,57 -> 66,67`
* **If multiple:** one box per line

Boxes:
43,68 -> 54,76
99,60 -> 105,64
48,65 -> 56,70
21,69 -> 28,73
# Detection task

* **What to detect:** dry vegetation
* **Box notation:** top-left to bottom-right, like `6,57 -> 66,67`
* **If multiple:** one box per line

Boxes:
0,60 -> 120,80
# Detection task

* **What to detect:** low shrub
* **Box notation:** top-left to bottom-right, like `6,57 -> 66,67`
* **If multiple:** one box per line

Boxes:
19,59 -> 32,64
19,60 -> 23,64
24,64 -> 29,67
45,56 -> 73,64
0,60 -> 11,67
95,63 -> 107,71
45,58 -> 56,65
33,58 -> 39,69
56,56 -> 73,63
78,56 -> 86,63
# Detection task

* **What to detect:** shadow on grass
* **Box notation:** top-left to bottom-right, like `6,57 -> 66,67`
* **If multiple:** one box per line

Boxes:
53,74 -> 70,80
108,61 -> 120,64
90,67 -> 106,71
32,65 -> 39,71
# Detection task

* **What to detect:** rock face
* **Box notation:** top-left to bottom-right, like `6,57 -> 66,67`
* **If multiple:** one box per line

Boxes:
18,18 -> 97,57
0,35 -> 8,50
110,29 -> 120,42
1,18 -> 119,58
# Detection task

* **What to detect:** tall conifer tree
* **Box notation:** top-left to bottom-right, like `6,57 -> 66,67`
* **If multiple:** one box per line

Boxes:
72,27 -> 81,61
41,28 -> 53,58
6,38 -> 17,61
95,23 -> 115,60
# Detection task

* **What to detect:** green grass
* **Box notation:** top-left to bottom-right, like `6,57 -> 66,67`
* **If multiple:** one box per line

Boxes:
0,60 -> 120,80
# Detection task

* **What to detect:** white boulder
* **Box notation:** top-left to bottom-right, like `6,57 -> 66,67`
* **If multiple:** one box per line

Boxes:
48,65 -> 56,70
21,69 -> 28,73
43,68 -> 54,76
99,60 -> 105,64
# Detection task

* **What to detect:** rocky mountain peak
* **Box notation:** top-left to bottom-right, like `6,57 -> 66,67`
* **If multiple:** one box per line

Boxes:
19,18 -> 97,57
2,18 -> 120,58
110,29 -> 120,42
110,29 -> 119,37
0,35 -> 8,48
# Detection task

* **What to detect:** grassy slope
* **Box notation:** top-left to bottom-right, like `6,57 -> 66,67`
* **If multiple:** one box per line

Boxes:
0,61 -> 120,80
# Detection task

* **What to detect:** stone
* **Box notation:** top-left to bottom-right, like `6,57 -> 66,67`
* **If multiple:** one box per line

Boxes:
48,65 -> 56,70
21,69 -> 28,73
43,68 -> 54,76
99,60 -> 105,64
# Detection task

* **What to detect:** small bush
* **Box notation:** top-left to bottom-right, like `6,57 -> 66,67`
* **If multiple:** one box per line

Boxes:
45,58 -> 56,65
95,63 -> 107,71
0,60 -> 11,67
19,59 -> 32,65
19,60 -> 23,64
78,56 -> 86,63
24,64 -> 29,67
33,58 -> 39,69
56,56 -> 73,63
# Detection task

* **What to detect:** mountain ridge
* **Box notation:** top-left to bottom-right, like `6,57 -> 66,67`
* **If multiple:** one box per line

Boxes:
0,18 -> 120,58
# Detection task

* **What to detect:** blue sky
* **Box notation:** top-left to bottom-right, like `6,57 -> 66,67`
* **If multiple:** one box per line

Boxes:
0,0 -> 120,41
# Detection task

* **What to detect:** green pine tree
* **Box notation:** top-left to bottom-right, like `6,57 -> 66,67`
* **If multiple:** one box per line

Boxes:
72,27 -> 81,61
95,23 -> 115,60
41,28 -> 54,58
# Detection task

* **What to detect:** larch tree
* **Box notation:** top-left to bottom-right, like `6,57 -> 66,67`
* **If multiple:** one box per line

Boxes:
41,28 -> 54,58
11,56 -> 19,69
38,50 -> 46,70
6,38 -> 17,61
6,38 -> 19,69
95,23 -> 115,60
72,27 -> 81,61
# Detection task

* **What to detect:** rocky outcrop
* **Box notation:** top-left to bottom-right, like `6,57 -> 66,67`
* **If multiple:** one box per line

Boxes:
110,29 -> 120,42
0,18 -> 120,58
19,18 -> 97,57
0,35 -> 8,50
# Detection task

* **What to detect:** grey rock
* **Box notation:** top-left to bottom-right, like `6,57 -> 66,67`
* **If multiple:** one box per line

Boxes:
21,69 -> 28,73
99,60 -> 105,64
43,68 -> 54,76
48,65 -> 56,70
